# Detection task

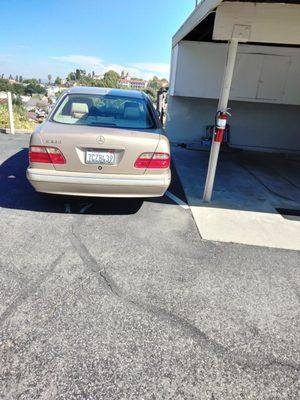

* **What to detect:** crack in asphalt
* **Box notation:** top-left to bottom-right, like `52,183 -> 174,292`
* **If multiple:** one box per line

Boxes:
69,223 -> 300,374
128,299 -> 227,354
0,262 -> 28,287
69,223 -> 226,352
284,274 -> 300,302
0,253 -> 64,327
70,224 -> 122,298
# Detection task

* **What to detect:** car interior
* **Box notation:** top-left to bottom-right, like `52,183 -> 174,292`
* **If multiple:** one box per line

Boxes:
52,94 -> 155,129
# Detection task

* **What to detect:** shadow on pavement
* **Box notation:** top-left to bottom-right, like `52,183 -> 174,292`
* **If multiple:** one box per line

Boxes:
172,144 -> 300,214
0,149 -> 143,215
0,149 -> 185,215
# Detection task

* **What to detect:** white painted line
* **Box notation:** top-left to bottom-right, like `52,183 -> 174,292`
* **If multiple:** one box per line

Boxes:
65,204 -> 71,213
165,191 -> 189,210
80,203 -> 93,214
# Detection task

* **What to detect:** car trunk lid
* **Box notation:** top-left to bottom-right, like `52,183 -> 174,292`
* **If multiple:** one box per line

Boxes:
39,122 -> 160,175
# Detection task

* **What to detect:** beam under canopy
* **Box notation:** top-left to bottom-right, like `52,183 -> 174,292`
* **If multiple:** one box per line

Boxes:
213,2 -> 300,45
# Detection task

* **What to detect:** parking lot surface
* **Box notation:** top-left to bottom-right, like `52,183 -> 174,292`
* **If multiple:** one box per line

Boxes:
0,134 -> 299,399
172,145 -> 300,250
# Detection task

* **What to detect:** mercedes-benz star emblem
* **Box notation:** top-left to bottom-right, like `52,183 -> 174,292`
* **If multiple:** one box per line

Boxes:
96,136 -> 105,144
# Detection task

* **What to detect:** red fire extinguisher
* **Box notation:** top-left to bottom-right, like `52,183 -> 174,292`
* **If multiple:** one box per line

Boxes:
214,111 -> 230,143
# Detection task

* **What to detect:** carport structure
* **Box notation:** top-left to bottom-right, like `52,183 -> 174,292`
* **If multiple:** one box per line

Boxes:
167,0 -> 300,201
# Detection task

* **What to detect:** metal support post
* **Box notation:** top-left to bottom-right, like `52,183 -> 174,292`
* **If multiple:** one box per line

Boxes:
202,39 -> 239,202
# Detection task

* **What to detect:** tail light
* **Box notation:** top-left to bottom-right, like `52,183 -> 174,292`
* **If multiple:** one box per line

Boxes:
134,152 -> 170,169
29,146 -> 66,164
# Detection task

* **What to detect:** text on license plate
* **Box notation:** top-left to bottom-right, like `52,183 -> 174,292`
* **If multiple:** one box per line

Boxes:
86,151 -> 115,165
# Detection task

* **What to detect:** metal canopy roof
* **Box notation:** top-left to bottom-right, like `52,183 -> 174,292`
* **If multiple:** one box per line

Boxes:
172,0 -> 221,46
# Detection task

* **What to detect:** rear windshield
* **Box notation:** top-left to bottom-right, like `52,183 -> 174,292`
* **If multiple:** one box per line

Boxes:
51,93 -> 156,129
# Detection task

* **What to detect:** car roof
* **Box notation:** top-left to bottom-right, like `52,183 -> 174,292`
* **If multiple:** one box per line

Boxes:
65,86 -> 147,99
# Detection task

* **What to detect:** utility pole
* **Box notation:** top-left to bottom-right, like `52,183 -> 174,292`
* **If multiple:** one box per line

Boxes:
7,91 -> 15,134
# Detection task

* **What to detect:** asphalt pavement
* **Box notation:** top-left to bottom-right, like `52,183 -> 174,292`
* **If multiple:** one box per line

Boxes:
0,133 -> 299,399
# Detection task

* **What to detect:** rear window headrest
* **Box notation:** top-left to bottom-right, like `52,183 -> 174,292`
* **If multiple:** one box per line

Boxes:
71,102 -> 89,116
124,101 -> 139,109
124,106 -> 141,120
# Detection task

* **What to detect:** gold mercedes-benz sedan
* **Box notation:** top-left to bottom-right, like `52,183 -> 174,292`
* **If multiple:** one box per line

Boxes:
27,87 -> 171,197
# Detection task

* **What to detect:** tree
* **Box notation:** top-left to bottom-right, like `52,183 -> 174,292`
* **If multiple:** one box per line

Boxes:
12,83 -> 25,95
144,87 -> 157,103
23,78 -> 39,84
67,72 -> 76,81
47,74 -> 52,84
24,81 -> 46,95
0,78 -> 25,95
160,78 -> 168,87
0,78 -> 12,92
12,95 -> 23,107
54,76 -> 62,85
75,69 -> 86,81
148,76 -> 160,91
148,76 -> 168,91
101,70 -> 120,88
75,69 -> 81,81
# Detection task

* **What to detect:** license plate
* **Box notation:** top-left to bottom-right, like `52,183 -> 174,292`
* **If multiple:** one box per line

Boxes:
85,151 -> 115,165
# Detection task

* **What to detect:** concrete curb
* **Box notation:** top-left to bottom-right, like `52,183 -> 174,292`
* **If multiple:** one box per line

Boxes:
0,128 -> 33,134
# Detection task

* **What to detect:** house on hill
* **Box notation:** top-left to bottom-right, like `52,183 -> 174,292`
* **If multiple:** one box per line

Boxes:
119,71 -> 148,90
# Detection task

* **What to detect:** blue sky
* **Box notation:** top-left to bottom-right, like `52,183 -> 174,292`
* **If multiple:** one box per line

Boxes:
0,0 -> 194,80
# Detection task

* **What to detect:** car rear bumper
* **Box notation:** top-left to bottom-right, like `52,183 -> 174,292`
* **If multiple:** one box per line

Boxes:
27,168 -> 171,197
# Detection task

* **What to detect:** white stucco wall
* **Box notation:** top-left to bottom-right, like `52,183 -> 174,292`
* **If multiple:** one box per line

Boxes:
166,95 -> 300,153
167,40 -> 300,153
213,2 -> 300,45
171,41 -> 300,105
